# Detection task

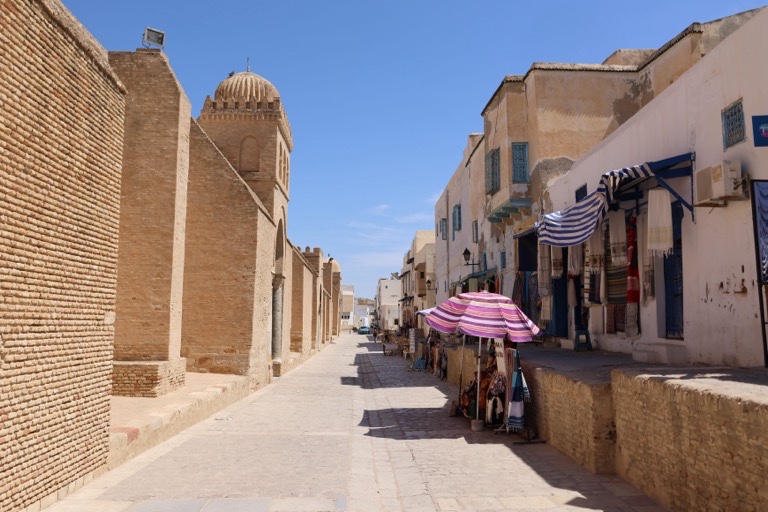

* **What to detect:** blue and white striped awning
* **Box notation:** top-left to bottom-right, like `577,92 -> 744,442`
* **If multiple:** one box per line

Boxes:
536,154 -> 693,247
536,190 -> 607,247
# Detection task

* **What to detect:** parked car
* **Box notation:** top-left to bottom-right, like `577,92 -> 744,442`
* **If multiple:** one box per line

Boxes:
358,326 -> 370,335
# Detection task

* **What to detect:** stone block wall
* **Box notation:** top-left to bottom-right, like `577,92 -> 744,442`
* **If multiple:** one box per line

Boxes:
0,1 -> 124,510
182,121 -> 265,379
111,359 -> 186,397
612,369 -> 768,512
108,49 -> 190,396
525,366 -> 616,474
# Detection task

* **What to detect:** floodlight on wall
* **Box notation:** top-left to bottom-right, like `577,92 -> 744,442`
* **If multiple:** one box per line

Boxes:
142,27 -> 165,48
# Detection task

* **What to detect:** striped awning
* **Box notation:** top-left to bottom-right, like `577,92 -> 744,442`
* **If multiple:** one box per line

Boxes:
536,154 -> 693,247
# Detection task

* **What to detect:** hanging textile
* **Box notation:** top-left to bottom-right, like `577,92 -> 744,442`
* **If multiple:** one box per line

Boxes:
537,190 -> 606,247
586,223 -> 605,273
589,271 -> 602,304
755,182 -> 768,283
647,189 -> 674,256
540,295 -> 552,322
551,246 -> 564,279
506,349 -> 530,433
605,222 -> 627,304
538,243 -> 552,296
626,215 -> 640,304
583,252 -> 592,307
511,272 -> 524,307
528,272 -> 540,326
535,154 -> 693,247
607,211 -> 628,266
626,215 -> 640,336
637,211 -> 654,303
567,243 -> 583,276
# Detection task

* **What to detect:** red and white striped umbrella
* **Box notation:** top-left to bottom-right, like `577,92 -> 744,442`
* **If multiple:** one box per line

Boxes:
425,290 -> 540,341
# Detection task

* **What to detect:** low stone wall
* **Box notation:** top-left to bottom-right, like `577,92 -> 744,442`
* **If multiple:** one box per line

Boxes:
112,359 -> 186,397
525,365 -> 616,474
517,357 -> 768,512
612,368 -> 768,512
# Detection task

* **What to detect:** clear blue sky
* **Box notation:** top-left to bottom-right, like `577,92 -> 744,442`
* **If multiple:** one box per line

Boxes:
63,0 -> 765,299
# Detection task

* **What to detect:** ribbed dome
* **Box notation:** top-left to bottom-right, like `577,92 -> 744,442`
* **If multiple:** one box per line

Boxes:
214,71 -> 279,105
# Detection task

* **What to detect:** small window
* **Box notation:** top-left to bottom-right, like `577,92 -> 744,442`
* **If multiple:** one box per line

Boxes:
472,221 -> 478,243
512,143 -> 529,183
485,148 -> 500,194
482,252 -> 488,271
575,184 -> 588,202
500,251 -> 507,270
452,204 -> 462,240
722,99 -> 745,149
440,218 -> 448,240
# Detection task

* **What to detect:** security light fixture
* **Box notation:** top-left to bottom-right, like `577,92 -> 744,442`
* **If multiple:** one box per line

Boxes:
142,27 -> 165,48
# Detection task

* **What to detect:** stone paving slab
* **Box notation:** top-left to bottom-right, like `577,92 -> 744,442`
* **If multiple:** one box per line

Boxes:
42,334 -> 669,512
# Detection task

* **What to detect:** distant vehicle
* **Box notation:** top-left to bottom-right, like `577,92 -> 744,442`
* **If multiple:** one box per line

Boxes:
358,326 -> 370,335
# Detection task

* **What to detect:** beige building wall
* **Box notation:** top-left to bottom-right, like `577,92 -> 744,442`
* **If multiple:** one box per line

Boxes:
434,134 -> 486,304
109,49 -> 190,397
290,246 -> 314,353
182,120 -> 274,389
542,7 -> 768,366
0,1 -> 125,510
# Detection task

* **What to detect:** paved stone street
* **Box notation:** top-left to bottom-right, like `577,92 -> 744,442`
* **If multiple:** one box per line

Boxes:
45,333 -> 667,512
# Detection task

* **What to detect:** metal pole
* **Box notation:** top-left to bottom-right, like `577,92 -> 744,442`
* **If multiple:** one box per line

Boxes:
476,338 -> 482,420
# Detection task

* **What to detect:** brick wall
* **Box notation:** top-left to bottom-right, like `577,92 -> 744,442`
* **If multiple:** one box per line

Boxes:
525,365 -> 616,474
108,50 -> 190,382
612,368 -> 768,512
0,1 -> 124,510
111,359 -> 186,398
183,120 -> 273,388
518,358 -> 768,511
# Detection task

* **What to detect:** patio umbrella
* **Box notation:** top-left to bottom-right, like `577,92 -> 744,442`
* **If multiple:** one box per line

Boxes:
425,291 -> 540,421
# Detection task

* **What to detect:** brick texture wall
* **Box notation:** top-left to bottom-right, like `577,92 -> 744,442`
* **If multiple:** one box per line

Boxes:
183,120 -> 273,389
0,1 -> 124,510
612,369 -> 768,512
107,49 -> 190,396
525,365 -> 616,474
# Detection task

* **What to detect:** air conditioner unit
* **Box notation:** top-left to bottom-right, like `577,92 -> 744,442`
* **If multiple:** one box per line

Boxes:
694,159 -> 743,206
710,159 -> 743,200
694,165 -> 722,206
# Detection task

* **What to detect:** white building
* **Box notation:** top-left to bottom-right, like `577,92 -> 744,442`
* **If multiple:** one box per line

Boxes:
540,8 -> 767,366
375,277 -> 401,332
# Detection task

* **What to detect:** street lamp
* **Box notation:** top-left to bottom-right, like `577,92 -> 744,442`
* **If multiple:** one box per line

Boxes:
426,279 -> 432,290
463,248 -> 479,271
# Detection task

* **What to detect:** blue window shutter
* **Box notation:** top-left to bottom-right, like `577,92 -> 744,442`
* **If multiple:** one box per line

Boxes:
512,143 -> 529,183
722,100 -> 745,149
485,148 -> 500,194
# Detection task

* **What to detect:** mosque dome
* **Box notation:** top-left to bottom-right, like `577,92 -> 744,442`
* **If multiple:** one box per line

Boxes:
214,70 -> 280,106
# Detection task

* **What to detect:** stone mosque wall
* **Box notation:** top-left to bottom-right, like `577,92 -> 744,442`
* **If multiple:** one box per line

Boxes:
0,1 -> 125,510
108,49 -> 190,397
0,1 -> 339,509
183,119 -> 274,387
